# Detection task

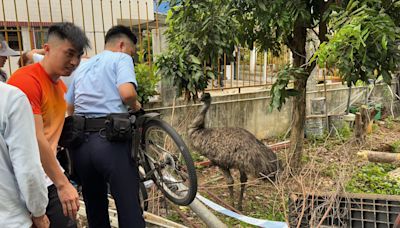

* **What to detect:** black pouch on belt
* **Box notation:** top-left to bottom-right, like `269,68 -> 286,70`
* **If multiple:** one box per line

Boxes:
59,115 -> 86,148
105,113 -> 132,142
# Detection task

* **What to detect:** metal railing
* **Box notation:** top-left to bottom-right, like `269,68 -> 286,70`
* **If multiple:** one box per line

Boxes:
0,0 -> 158,75
206,46 -> 292,91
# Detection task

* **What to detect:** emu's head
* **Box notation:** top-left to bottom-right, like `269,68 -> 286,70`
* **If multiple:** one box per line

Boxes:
200,93 -> 212,105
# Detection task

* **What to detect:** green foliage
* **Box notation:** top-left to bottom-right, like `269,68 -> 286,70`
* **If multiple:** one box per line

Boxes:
232,0 -> 317,53
166,212 -> 182,223
166,0 -> 239,65
386,116 -> 395,129
346,163 -> 400,195
135,51 -> 160,104
337,123 -> 352,140
138,34 -> 152,64
155,48 -> 213,99
155,0 -> 240,100
322,163 -> 339,178
390,140 -> 400,153
222,194 -> 286,227
269,65 -> 306,111
313,0 -> 400,86
190,151 -> 206,163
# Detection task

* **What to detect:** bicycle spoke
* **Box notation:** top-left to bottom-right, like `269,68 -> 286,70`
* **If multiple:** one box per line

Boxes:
142,120 -> 197,205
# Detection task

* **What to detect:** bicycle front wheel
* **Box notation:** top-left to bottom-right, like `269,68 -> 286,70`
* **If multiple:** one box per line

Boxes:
143,119 -> 197,206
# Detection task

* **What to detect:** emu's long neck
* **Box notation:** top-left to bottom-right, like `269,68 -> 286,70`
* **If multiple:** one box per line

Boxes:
188,101 -> 210,133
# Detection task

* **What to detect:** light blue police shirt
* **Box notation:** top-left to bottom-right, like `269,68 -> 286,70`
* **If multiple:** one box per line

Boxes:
66,50 -> 138,118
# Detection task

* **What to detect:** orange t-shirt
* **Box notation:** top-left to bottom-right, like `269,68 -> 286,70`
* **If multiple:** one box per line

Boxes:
8,63 -> 67,154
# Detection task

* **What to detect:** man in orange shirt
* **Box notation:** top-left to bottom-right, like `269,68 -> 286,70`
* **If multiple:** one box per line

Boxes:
8,22 -> 90,228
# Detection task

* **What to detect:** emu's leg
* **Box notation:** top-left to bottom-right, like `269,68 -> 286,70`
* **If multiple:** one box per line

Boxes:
238,171 -> 247,211
221,167 -> 235,207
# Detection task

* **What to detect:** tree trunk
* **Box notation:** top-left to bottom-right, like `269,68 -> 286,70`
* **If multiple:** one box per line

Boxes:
288,22 -> 308,169
289,78 -> 307,169
354,106 -> 375,145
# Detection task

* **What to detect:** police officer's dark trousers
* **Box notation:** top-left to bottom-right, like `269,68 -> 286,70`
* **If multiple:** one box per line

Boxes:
70,132 -> 145,228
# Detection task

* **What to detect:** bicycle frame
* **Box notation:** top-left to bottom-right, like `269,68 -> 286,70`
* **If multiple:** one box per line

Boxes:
130,111 -> 161,181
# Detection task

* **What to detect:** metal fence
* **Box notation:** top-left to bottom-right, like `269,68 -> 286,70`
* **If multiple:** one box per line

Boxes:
206,46 -> 293,91
0,0 -> 158,76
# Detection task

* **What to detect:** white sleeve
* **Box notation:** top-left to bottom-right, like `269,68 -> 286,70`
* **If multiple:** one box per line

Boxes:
32,53 -> 44,63
4,92 -> 48,217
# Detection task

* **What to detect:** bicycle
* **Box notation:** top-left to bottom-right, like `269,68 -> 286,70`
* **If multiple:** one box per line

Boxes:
130,109 -> 198,206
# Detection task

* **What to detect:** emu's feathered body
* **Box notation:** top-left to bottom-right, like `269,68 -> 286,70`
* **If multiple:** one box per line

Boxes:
188,93 -> 280,210
189,127 -> 278,177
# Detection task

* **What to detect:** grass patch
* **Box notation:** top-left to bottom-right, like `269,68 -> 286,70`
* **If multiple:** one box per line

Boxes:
322,163 -> 339,178
346,163 -> 400,195
166,212 -> 183,224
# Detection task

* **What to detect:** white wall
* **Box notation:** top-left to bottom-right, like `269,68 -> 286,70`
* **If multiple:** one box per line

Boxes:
0,0 -> 155,74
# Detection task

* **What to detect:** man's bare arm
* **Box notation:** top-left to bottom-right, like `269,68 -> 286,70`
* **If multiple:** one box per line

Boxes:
118,82 -> 141,110
34,115 -> 79,220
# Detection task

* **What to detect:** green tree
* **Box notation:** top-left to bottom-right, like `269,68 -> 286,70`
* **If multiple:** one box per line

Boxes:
155,0 -> 239,101
157,0 -> 400,169
135,50 -> 160,104
314,0 -> 400,86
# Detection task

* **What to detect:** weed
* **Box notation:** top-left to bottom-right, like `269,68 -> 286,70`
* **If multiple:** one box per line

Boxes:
301,154 -> 311,163
190,151 -> 206,163
166,212 -> 182,223
372,123 -> 379,133
336,123 -> 352,140
390,140 -> 400,153
322,164 -> 339,178
386,116 -> 395,129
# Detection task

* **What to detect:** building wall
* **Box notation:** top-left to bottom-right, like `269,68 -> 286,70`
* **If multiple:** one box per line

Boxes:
144,84 -> 397,141
1,0 -> 155,74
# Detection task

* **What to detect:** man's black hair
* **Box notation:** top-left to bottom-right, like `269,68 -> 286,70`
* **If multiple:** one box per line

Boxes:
47,22 -> 90,53
105,25 -> 137,45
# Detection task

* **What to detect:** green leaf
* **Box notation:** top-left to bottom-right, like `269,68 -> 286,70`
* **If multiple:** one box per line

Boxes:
189,55 -> 201,65
381,35 -> 388,50
258,1 -> 267,11
381,70 -> 392,84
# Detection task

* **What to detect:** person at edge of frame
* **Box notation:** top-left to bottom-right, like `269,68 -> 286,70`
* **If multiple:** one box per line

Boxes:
0,82 -> 50,228
0,35 -> 20,82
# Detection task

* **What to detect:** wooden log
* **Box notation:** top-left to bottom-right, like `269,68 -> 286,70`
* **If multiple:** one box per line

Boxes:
354,106 -> 376,144
354,112 -> 364,143
357,150 -> 400,163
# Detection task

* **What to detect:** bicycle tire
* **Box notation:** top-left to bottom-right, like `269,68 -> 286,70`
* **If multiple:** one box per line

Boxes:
142,118 -> 197,206
139,182 -> 148,211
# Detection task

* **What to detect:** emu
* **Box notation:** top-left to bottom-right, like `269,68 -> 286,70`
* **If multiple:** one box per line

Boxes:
188,93 -> 280,210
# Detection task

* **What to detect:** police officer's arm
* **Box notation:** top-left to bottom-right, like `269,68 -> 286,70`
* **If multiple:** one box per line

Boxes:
118,82 -> 141,111
67,103 -> 74,116
33,115 -> 80,220
66,76 -> 75,116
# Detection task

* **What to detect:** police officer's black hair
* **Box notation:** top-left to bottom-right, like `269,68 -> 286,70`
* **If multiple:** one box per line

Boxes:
105,25 -> 137,45
47,22 -> 90,53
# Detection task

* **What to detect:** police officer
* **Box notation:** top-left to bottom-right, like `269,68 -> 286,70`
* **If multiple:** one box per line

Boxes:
66,25 -> 144,228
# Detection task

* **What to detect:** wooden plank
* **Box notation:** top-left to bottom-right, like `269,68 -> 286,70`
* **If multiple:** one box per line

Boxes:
78,200 -> 188,228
